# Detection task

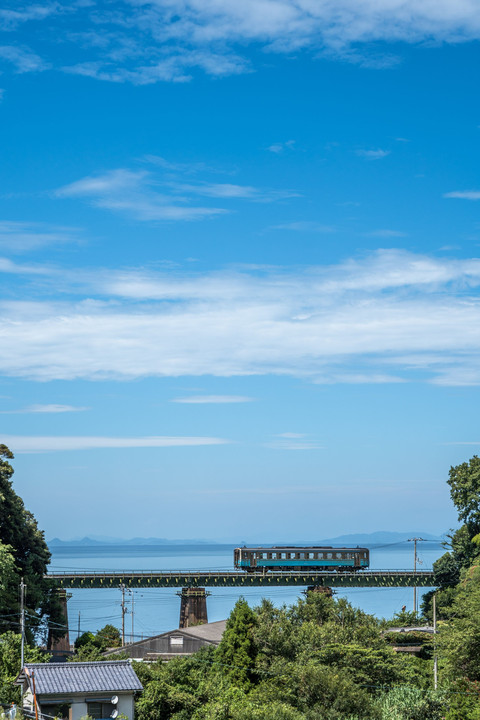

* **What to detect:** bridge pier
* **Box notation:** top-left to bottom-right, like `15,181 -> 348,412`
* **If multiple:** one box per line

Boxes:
178,587 -> 209,628
305,585 -> 333,597
47,589 -> 71,659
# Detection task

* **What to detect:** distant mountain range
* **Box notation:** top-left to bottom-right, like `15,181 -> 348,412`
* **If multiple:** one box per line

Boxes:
47,530 -> 444,548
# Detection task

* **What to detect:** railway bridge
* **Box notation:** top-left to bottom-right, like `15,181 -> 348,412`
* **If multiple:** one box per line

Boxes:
47,569 -> 436,636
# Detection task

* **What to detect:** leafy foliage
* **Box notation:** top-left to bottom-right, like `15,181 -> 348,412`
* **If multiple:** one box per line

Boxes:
0,632 -> 47,704
0,445 -> 64,640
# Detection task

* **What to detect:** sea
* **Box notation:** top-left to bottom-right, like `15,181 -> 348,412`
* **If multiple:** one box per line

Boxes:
49,542 -> 443,643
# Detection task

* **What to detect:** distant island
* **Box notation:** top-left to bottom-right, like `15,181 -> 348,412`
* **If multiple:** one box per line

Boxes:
47,530 -> 444,548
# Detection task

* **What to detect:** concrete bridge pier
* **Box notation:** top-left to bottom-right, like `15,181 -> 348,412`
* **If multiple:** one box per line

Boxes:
47,589 -> 71,658
178,587 -> 210,628
305,585 -> 333,597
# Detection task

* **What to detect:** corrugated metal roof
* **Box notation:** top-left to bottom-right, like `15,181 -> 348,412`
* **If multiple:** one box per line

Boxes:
22,661 -> 143,695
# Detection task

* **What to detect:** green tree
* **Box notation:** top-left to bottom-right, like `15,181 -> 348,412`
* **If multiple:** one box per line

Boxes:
0,444 -> 64,640
448,455 -> 480,533
0,631 -> 47,703
215,599 -> 257,690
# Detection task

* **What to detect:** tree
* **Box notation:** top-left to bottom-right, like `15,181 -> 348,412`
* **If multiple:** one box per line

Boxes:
448,455 -> 480,533
0,444 -> 64,640
0,632 -> 46,703
215,599 -> 257,690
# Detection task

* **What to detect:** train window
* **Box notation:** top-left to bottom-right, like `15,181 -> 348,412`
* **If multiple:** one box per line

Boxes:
281,552 -> 286,559
317,553 -> 322,559
308,552 -> 314,559
290,552 -> 296,559
327,553 -> 332,559
299,553 -> 305,559
336,553 -> 342,559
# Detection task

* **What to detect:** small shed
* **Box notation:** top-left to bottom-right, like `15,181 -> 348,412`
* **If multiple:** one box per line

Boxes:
104,619 -> 226,661
16,660 -> 143,720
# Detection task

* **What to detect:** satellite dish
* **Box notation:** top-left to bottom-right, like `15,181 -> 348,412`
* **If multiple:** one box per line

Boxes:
110,710 -> 118,718
111,697 -> 118,705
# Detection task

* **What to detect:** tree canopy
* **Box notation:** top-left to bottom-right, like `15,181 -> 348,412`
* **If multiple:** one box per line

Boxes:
0,444 -> 63,640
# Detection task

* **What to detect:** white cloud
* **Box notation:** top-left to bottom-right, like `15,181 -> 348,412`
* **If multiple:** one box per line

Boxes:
356,149 -> 390,160
0,45 -> 48,73
444,191 -> 480,200
0,5 -> 59,31
4,2 -> 480,82
1,435 -> 230,452
0,221 -> 81,253
0,404 -> 89,414
4,249 -> 480,385
56,167 -> 295,221
267,140 -> 295,154
172,395 -> 254,403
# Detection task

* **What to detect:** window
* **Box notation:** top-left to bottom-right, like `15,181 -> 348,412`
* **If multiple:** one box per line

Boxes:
336,553 -> 342,559
290,552 -> 296,559
170,636 -> 184,646
87,703 -> 115,719
281,552 -> 286,559
327,553 -> 332,559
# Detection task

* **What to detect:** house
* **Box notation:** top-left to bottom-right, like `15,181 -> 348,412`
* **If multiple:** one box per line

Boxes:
15,660 -> 143,720
103,619 -> 227,661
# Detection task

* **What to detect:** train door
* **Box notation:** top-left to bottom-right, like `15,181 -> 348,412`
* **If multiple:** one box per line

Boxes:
354,553 -> 361,568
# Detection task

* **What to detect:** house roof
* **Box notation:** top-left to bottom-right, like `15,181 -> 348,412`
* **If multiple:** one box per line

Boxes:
103,619 -> 227,657
179,620 -> 226,643
17,661 -> 143,695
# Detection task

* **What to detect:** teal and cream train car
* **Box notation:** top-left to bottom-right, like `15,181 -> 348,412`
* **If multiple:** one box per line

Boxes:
234,546 -> 369,572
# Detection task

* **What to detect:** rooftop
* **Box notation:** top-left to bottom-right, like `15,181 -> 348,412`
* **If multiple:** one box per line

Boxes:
17,661 -> 143,695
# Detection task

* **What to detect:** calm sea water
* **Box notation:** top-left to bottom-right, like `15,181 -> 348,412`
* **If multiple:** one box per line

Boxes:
49,542 -> 443,642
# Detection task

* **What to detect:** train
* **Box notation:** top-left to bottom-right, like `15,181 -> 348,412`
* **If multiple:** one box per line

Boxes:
234,546 -> 370,572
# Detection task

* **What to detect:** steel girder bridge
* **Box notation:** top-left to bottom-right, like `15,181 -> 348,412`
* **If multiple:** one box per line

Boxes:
47,570 -> 435,589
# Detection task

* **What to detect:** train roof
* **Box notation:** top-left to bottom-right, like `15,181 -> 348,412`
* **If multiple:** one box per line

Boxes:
234,546 -> 369,552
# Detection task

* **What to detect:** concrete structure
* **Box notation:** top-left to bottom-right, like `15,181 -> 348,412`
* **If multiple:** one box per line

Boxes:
104,619 -> 226,661
178,587 -> 209,627
16,661 -> 142,720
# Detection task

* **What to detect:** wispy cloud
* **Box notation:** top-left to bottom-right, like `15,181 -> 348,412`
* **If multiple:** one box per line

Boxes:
56,168 -> 227,221
0,404 -> 89,414
3,2 -> 480,83
5,249 -> 480,385
0,221 -> 81,253
267,140 -> 295,154
356,149 -> 390,160
0,45 -> 48,73
55,165 -> 296,221
171,395 -> 254,404
1,435 -> 231,453
444,191 -> 480,200
0,5 -> 59,31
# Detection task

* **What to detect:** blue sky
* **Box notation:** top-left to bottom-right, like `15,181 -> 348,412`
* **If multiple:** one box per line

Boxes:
1,1 -> 480,541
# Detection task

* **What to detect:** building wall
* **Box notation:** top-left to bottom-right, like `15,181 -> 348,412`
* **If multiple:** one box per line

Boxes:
27,692 -> 135,720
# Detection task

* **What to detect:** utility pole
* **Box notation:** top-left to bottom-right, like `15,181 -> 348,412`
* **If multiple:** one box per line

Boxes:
433,593 -> 438,690
120,584 -> 127,646
20,578 -> 25,700
77,611 -> 81,639
131,590 -> 134,644
408,537 -> 426,615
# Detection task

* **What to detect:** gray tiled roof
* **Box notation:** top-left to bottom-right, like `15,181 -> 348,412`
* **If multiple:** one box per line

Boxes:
23,661 -> 143,695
